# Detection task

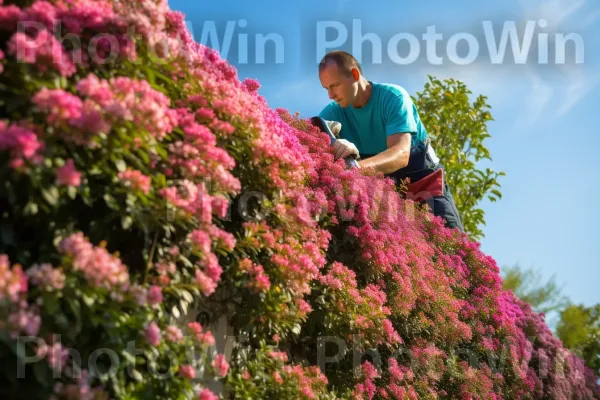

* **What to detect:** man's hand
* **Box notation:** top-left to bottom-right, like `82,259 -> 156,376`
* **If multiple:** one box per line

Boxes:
332,139 -> 359,161
325,120 -> 342,137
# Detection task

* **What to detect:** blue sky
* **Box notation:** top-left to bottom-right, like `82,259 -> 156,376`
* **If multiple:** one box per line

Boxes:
168,0 -> 600,309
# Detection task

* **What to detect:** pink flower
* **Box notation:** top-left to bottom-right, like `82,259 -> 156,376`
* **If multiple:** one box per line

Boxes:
0,123 -> 44,167
161,180 -> 198,210
241,260 -> 271,293
166,326 -> 183,343
189,229 -> 211,254
198,388 -> 219,400
21,1 -> 57,30
58,233 -> 129,290
267,351 -> 288,362
146,285 -> 163,306
208,225 -> 236,251
129,285 -> 147,306
47,342 -> 68,371
106,76 -> 177,139
195,270 -> 217,297
26,263 -> 65,291
301,386 -> 315,399
7,29 -> 75,76
118,169 -> 151,194
145,322 -> 161,346
33,88 -> 83,126
296,299 -> 312,316
8,306 -> 41,337
242,78 -> 260,93
51,369 -> 107,399
273,371 -> 283,384
75,74 -> 113,105
202,254 -> 222,282
179,364 -> 195,379
56,159 -> 81,187
195,107 -> 215,120
0,255 -> 28,303
361,361 -> 378,380
198,331 -> 216,347
211,354 -> 229,378
388,359 -> 404,383
0,5 -> 22,32
188,321 -> 203,336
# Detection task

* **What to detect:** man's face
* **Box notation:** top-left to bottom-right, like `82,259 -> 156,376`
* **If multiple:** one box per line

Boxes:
319,63 -> 358,108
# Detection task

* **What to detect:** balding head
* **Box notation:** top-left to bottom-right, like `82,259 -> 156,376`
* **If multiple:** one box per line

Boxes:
319,50 -> 362,78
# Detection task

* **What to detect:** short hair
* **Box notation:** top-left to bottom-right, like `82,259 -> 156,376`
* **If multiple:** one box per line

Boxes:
319,50 -> 362,77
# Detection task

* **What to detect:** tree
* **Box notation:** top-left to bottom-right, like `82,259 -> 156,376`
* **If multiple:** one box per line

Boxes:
414,76 -> 505,241
557,304 -> 600,375
501,264 -> 569,316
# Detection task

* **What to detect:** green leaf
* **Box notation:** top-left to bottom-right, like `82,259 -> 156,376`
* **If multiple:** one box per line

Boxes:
131,369 -> 144,381
43,293 -> 60,314
115,159 -> 127,172
67,185 -> 78,200
122,215 -> 133,230
82,294 -> 95,307
180,290 -> 193,303
23,201 -> 39,216
179,298 -> 188,315
41,186 -> 59,206
291,324 -> 301,335
104,193 -> 119,210
122,350 -> 137,364
156,173 -> 166,188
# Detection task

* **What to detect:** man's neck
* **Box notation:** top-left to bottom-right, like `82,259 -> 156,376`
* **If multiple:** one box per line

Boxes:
353,79 -> 372,108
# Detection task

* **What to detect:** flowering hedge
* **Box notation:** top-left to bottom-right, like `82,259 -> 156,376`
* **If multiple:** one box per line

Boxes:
0,0 -> 598,399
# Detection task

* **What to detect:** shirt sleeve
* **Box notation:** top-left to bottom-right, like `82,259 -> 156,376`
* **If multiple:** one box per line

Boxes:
384,92 -> 418,136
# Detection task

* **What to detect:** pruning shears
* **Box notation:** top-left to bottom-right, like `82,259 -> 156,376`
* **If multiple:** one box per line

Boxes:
310,116 -> 359,169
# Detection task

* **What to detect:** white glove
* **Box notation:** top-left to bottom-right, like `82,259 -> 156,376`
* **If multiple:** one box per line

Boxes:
332,138 -> 359,161
325,120 -> 342,137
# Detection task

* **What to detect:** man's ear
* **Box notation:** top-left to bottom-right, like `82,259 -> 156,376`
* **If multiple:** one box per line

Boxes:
351,68 -> 360,81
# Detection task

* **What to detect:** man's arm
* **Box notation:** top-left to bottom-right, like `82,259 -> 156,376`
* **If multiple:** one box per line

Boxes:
357,132 -> 411,174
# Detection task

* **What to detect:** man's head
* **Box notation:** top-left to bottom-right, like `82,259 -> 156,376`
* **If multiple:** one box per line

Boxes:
318,51 -> 363,108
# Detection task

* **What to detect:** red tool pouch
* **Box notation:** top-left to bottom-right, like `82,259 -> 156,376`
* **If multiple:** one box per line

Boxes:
405,168 -> 444,202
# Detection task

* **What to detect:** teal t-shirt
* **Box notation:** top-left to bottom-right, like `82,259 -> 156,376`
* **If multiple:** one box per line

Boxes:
318,82 -> 427,155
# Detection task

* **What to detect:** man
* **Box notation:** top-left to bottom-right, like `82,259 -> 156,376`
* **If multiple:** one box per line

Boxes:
317,50 -> 463,231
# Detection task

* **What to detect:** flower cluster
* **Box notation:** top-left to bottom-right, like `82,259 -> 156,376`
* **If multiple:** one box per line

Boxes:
0,121 -> 44,169
58,232 -> 129,290
118,168 -> 152,194
32,74 -> 177,145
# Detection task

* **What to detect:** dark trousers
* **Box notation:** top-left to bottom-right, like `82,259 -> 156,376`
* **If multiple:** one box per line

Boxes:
423,176 -> 464,231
